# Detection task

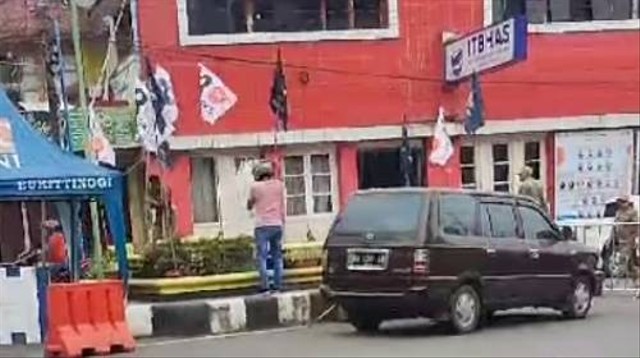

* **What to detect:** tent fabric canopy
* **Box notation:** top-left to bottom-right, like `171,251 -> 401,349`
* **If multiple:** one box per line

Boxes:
0,88 -> 128,282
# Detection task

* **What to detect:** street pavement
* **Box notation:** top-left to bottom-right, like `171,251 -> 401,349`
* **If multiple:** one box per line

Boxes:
2,293 -> 638,358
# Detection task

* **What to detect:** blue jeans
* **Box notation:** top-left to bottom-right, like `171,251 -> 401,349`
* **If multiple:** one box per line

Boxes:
255,226 -> 284,291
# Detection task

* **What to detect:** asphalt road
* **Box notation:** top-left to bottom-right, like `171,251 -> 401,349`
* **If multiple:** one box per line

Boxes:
3,294 -> 639,358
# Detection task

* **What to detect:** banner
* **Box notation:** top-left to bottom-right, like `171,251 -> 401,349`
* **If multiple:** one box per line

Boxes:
68,106 -> 137,152
555,129 -> 634,220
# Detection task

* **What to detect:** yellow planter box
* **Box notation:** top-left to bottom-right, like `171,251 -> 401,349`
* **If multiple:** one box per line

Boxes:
129,266 -> 322,296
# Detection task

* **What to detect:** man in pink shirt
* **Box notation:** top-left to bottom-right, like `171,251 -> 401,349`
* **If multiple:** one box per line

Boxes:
247,161 -> 285,293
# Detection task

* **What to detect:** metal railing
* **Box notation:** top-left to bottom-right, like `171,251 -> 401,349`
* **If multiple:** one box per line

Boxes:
560,221 -> 639,291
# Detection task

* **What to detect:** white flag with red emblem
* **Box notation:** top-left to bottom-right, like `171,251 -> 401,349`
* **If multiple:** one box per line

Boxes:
429,106 -> 454,166
199,63 -> 237,125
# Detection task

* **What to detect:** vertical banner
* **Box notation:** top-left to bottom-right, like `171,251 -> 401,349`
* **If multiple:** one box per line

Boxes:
554,129 -> 634,220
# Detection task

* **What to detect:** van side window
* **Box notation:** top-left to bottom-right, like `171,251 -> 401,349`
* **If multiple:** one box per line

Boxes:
483,203 -> 518,239
439,194 -> 477,236
518,206 -> 558,241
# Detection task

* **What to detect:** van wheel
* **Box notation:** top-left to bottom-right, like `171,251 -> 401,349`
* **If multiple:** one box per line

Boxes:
349,315 -> 382,333
562,275 -> 592,319
448,285 -> 482,334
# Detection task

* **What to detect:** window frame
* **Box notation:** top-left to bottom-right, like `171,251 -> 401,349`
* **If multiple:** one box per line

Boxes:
282,148 -> 338,218
190,155 -> 221,224
483,0 -> 640,33
177,0 -> 400,46
461,134 -> 547,195
460,144 -> 479,190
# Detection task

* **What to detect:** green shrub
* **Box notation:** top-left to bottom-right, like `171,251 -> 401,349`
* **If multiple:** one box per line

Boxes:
137,236 -> 255,278
136,236 -> 322,278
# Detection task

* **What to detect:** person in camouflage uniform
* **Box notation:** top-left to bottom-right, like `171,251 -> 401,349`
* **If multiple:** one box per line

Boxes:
614,196 -> 640,298
517,166 -> 548,212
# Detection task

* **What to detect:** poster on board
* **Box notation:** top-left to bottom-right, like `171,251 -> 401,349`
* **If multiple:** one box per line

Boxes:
555,129 -> 634,220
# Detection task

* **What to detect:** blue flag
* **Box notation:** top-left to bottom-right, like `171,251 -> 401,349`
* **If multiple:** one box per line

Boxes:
464,72 -> 485,135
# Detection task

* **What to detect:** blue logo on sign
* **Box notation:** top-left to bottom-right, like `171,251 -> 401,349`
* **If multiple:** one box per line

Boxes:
450,49 -> 463,76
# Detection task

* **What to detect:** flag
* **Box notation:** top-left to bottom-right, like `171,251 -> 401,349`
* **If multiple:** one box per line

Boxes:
269,49 -> 289,131
464,72 -> 485,135
429,106 -> 454,166
399,117 -> 414,187
88,106 -> 116,167
134,78 -> 157,152
199,63 -> 237,125
144,58 -> 179,168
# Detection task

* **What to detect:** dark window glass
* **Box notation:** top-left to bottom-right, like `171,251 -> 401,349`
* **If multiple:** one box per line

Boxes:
439,194 -> 477,236
333,193 -> 425,238
519,206 -> 557,241
354,0 -> 382,28
525,141 -> 542,179
326,0 -> 351,30
462,168 -> 476,188
187,0 -> 247,35
484,203 -> 518,238
492,144 -> 509,162
461,146 -> 475,165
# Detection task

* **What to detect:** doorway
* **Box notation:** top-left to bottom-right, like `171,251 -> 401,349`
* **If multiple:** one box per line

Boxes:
358,146 -> 424,189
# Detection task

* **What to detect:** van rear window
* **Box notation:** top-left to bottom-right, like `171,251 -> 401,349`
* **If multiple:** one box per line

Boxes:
332,193 -> 425,237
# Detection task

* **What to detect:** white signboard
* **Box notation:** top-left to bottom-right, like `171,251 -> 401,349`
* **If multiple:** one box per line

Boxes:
555,129 -> 635,220
445,16 -> 528,83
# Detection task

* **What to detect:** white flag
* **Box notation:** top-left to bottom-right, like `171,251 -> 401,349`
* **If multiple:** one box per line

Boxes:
429,106 -> 454,166
199,63 -> 237,125
134,78 -> 157,152
153,64 -> 179,132
88,106 -> 116,166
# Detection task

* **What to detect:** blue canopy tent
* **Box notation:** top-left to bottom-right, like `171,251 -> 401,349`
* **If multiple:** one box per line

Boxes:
0,88 -> 129,282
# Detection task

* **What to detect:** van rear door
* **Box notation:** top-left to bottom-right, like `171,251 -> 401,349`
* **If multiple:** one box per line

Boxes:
325,191 -> 428,292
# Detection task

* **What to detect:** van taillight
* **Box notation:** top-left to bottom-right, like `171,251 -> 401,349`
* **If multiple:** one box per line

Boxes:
413,249 -> 430,274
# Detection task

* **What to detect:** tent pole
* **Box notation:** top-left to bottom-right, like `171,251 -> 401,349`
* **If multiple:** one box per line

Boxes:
69,0 -> 103,278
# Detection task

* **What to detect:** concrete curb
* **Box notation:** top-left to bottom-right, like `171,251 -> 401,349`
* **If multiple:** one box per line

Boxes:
126,289 -> 344,339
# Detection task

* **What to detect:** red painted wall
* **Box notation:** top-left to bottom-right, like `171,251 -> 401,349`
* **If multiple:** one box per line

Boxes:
138,0 -> 639,136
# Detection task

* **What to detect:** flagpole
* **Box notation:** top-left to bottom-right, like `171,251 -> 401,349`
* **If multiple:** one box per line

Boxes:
70,0 -> 103,278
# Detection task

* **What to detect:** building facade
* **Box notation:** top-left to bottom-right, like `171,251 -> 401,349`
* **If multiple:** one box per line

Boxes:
137,0 -> 640,241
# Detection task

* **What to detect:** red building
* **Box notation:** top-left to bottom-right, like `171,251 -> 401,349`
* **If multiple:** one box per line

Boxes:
138,0 -> 640,240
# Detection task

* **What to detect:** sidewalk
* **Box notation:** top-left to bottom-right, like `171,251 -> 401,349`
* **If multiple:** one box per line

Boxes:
126,289 -> 343,339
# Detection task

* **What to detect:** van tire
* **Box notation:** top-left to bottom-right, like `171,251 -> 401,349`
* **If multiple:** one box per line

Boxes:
349,315 -> 382,333
562,275 -> 593,319
448,285 -> 482,334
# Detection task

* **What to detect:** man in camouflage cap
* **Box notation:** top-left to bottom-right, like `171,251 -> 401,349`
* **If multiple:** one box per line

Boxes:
517,166 -> 548,211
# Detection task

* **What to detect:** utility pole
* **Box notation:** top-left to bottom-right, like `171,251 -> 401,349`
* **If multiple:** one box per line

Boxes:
70,0 -> 104,278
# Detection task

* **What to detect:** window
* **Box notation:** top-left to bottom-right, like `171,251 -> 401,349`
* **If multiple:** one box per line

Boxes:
460,145 -> 477,189
311,154 -> 333,214
482,203 -> 518,238
333,193 -> 424,238
525,141 -> 542,180
439,194 -> 477,236
284,156 -> 307,216
181,0 -> 396,45
492,144 -> 510,192
492,0 -> 640,25
518,205 -> 558,241
283,153 -> 335,216
191,157 -> 220,223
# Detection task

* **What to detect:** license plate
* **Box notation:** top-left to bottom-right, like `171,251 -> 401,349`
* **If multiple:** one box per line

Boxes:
346,248 -> 389,271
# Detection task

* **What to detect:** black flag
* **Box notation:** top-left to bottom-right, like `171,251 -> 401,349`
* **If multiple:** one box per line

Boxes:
269,49 -> 289,131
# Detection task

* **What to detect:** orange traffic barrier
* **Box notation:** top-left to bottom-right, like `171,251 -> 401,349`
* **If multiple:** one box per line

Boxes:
45,280 -> 135,357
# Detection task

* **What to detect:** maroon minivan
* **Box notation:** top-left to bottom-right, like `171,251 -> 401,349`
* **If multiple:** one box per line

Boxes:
321,188 -> 604,334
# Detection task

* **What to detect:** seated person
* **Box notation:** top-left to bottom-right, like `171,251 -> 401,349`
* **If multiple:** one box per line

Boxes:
42,220 -> 69,280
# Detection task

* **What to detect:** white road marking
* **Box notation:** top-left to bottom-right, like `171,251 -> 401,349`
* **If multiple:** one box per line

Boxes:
137,326 -> 307,348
